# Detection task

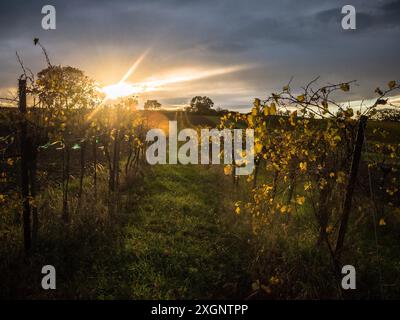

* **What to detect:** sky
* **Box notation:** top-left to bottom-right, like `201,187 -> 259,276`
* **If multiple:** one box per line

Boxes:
0,0 -> 399,111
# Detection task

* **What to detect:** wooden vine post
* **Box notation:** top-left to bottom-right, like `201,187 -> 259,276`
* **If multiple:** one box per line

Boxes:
335,115 -> 368,259
18,78 -> 31,255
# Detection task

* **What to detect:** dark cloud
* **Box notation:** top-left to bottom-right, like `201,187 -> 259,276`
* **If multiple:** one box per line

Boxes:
0,0 -> 399,109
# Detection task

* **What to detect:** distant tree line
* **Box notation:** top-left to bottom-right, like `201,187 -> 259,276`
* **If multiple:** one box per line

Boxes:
371,108 -> 400,122
144,100 -> 162,110
186,96 -> 229,115
143,96 -> 229,115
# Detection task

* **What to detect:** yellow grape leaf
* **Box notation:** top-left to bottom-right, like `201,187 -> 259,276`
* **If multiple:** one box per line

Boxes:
270,276 -> 280,285
304,182 -> 312,191
261,284 -> 271,294
319,178 -> 328,189
289,111 -> 297,126
224,165 -> 233,175
379,218 -> 386,226
336,171 -> 346,184
326,225 -> 334,234
295,195 -> 305,205
255,141 -> 263,154
247,115 -> 254,126
299,162 -> 307,172
270,103 -> 277,115
297,94 -> 305,102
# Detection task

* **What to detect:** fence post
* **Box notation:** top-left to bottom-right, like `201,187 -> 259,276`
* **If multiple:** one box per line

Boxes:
18,78 -> 31,256
335,115 -> 368,259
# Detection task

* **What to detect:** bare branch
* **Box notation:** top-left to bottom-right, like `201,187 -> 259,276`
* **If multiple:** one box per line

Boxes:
34,39 -> 52,67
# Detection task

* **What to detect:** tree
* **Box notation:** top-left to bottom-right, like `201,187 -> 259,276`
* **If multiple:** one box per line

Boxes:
34,66 -> 99,222
188,96 -> 214,114
36,65 -> 99,110
144,99 -> 162,110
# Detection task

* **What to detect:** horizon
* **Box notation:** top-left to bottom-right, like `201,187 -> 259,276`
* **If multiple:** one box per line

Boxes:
1,0 -> 400,111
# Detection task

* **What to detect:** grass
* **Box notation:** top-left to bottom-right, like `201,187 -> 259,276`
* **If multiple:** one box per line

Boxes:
1,113 -> 399,299
120,164 -> 252,299
0,163 -> 253,299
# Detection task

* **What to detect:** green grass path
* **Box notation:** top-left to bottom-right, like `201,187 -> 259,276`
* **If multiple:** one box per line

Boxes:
95,164 -> 251,299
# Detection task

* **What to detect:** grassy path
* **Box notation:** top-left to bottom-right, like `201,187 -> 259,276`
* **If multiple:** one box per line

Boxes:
96,164 -> 251,299
27,113 -> 253,299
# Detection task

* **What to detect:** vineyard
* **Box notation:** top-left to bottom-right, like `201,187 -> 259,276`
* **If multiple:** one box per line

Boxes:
0,57 -> 400,299
219,80 -> 400,298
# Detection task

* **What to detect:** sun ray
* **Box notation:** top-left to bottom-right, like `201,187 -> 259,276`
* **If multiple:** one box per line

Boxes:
118,49 -> 150,84
87,48 -> 150,120
99,64 -> 250,102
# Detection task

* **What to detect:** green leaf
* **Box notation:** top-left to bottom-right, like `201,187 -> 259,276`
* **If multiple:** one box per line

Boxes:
39,142 -> 51,149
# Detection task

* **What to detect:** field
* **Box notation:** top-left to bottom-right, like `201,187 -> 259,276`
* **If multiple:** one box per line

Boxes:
1,104 -> 400,299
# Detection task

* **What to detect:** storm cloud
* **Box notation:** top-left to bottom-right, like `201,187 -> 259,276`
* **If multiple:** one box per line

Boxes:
0,0 -> 399,110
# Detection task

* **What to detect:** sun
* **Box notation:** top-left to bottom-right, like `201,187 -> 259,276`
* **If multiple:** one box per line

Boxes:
102,82 -> 141,100
101,65 -> 248,100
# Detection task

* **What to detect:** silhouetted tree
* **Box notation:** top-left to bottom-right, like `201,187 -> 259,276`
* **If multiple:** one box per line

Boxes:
188,96 -> 214,114
144,99 -> 161,110
36,66 -> 99,110
35,66 -> 99,222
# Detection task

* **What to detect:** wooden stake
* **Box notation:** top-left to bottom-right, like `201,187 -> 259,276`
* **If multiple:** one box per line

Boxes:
18,78 -> 31,255
335,115 -> 368,259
